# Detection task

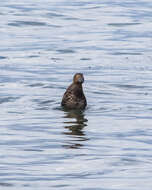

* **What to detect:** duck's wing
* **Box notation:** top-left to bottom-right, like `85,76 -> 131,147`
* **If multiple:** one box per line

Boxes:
61,88 -> 76,107
61,83 -> 87,109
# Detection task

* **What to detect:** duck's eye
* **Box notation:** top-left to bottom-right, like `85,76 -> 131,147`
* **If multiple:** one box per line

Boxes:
77,77 -> 84,83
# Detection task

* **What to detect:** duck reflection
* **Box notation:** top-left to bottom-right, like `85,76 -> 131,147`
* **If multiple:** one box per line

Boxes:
62,109 -> 88,149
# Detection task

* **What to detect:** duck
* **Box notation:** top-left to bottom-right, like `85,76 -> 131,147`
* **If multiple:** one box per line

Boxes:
61,73 -> 87,110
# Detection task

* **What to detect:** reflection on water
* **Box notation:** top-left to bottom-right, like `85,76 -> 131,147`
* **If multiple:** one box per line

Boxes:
62,110 -> 88,149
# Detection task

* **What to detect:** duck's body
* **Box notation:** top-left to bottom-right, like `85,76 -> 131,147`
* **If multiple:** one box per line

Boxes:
61,73 -> 87,110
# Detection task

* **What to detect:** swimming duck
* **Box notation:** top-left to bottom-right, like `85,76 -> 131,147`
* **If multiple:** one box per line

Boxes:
61,73 -> 87,110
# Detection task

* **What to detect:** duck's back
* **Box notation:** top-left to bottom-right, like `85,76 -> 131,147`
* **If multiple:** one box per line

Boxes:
61,83 -> 87,109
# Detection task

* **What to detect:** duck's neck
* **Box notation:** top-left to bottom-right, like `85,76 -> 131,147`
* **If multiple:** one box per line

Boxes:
73,83 -> 84,97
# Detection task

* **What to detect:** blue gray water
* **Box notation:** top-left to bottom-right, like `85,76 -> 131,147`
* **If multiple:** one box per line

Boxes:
0,0 -> 152,189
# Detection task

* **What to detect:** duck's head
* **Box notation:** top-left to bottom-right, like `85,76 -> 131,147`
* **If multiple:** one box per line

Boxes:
73,73 -> 84,84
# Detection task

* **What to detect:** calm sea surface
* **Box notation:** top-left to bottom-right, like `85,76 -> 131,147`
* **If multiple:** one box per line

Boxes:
0,0 -> 152,189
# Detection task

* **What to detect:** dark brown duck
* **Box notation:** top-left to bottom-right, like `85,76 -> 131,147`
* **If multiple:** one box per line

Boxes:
61,73 -> 87,110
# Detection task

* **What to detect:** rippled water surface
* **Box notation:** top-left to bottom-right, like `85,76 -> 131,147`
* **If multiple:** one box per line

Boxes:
1,0 -> 152,189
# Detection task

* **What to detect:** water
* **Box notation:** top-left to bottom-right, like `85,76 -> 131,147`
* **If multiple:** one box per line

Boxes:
0,0 -> 152,189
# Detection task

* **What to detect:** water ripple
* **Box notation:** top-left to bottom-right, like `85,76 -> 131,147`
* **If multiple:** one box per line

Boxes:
8,21 -> 47,27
